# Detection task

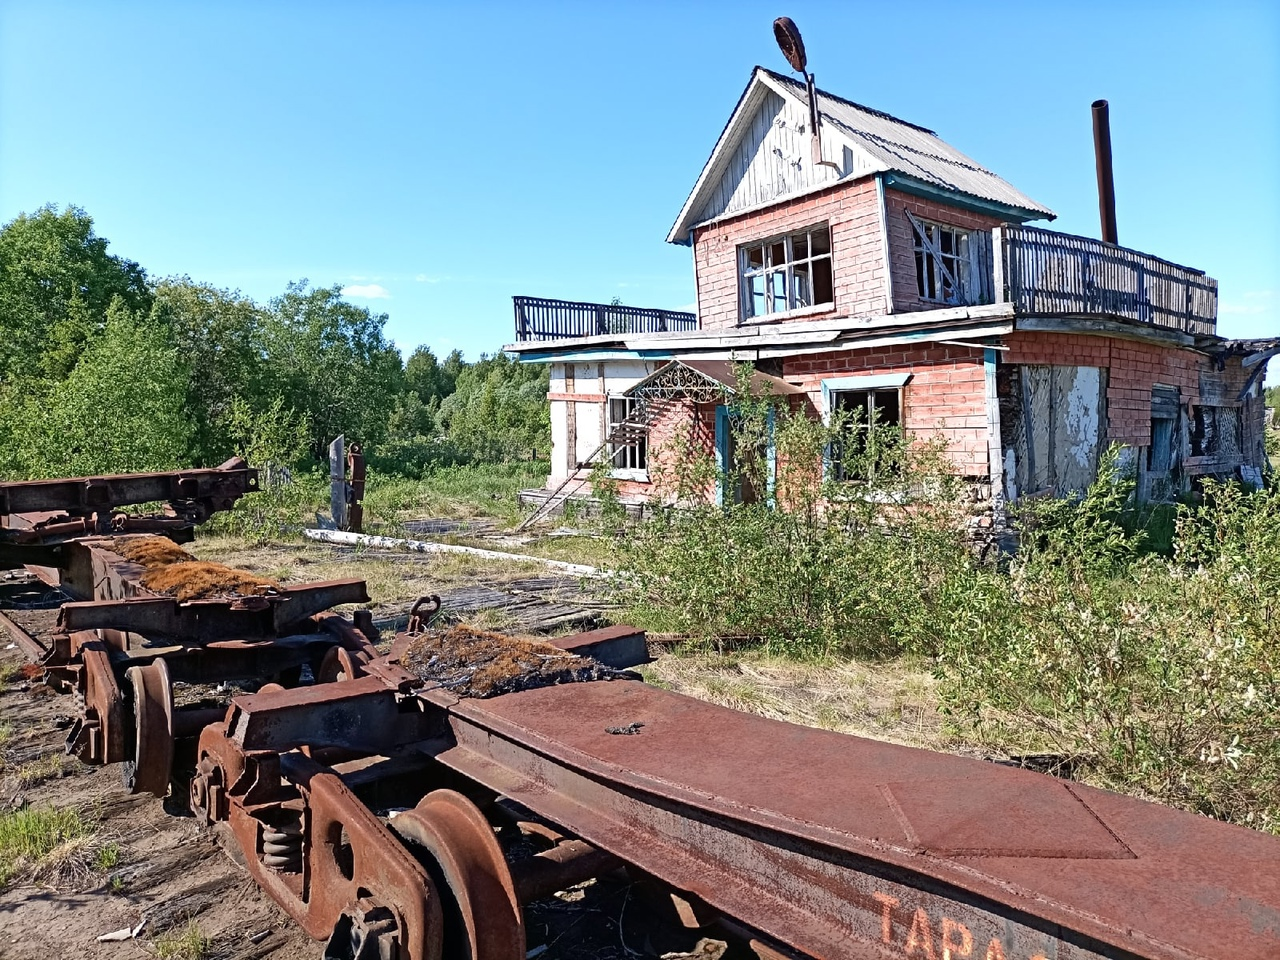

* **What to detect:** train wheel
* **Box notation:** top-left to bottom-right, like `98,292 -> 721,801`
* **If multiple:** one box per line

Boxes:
121,659 -> 174,798
390,789 -> 524,960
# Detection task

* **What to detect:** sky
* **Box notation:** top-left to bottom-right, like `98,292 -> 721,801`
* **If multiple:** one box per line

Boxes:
1,1 -> 1277,378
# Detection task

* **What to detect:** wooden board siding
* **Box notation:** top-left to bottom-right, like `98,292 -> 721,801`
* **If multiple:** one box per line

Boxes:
1006,365 -> 1107,496
694,89 -> 851,226
693,178 -> 885,331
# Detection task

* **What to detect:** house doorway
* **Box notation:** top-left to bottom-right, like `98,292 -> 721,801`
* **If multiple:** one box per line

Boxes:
715,405 -> 774,505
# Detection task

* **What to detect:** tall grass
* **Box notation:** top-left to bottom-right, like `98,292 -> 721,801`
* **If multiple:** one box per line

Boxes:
608,376 -> 1280,831
201,460 -> 549,540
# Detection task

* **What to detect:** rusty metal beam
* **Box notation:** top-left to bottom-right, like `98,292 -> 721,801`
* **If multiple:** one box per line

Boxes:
0,458 -> 258,519
57,579 -> 371,642
192,633 -> 1280,960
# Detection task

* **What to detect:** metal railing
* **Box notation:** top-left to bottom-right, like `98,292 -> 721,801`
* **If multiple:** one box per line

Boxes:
512,296 -> 697,342
994,224 -> 1217,336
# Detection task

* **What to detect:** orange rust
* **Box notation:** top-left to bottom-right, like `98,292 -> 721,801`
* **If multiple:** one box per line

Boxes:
400,624 -> 622,698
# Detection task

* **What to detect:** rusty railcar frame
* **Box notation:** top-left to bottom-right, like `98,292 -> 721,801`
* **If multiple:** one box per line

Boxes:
183,620 -> 1280,960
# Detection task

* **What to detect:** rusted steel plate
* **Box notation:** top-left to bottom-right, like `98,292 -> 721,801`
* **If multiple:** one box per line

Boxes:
0,608 -> 48,659
226,676 -> 433,753
425,679 -> 1280,960
548,624 -> 649,668
57,579 -> 371,642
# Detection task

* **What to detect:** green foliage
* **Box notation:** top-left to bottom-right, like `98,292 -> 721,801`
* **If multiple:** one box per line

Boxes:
150,278 -> 271,466
934,476 -> 1280,833
262,282 -> 405,458
437,353 -> 549,462
613,371 -> 970,659
614,365 -> 1279,832
0,205 -> 151,381
0,300 -> 193,478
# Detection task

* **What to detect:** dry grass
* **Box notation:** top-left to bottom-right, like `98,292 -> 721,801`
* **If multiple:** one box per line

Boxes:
641,648 -> 1047,758
188,535 -> 577,612
13,752 -> 76,788
115,535 -> 280,601
401,624 -> 617,698
113,536 -> 196,567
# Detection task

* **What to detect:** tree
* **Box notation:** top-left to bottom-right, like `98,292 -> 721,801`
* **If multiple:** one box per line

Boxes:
0,205 -> 151,381
261,282 -> 405,459
4,299 -> 192,477
437,353 -> 549,461
149,277 -> 272,466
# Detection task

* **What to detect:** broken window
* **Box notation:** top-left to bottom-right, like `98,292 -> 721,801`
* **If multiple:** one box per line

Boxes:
909,213 -> 971,305
608,397 -> 647,472
740,224 -> 834,320
1191,404 -> 1243,462
828,388 -> 901,480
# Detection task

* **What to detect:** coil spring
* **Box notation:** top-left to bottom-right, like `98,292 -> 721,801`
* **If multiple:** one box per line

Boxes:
260,813 -> 304,872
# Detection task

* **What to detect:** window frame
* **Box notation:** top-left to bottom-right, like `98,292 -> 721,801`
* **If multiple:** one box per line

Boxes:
607,395 -> 648,480
909,214 -> 972,305
820,374 -> 911,483
738,223 -> 834,323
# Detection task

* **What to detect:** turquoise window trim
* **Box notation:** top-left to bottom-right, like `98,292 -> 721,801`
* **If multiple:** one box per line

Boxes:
714,404 -> 731,507
820,373 -> 911,478
819,373 -> 912,423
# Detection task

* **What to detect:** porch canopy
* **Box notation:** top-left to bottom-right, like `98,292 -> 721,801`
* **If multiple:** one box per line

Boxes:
622,359 -> 804,406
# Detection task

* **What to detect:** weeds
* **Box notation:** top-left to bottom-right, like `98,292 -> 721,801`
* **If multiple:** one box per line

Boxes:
611,363 -> 1280,832
0,806 -> 92,884
153,921 -> 212,960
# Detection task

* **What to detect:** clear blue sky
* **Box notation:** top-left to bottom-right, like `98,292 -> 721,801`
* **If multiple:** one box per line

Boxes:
2,1 -> 1277,377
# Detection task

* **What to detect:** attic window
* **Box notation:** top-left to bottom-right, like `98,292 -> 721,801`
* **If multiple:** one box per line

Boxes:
909,213 -> 971,304
739,225 -> 834,321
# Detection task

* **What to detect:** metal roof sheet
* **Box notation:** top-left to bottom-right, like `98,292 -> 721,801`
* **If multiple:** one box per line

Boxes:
761,69 -> 1054,219
667,68 -> 1054,242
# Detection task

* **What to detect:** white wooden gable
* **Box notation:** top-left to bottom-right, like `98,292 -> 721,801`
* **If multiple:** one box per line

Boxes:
667,68 -> 1053,244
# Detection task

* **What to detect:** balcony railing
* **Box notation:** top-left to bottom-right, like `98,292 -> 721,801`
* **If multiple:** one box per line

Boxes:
513,296 -> 698,342
994,224 -> 1217,336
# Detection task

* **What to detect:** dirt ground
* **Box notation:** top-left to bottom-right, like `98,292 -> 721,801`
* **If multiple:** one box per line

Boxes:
0,645 -> 314,960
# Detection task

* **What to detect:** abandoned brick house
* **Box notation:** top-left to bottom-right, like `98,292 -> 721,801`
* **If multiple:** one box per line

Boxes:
505,66 -> 1274,515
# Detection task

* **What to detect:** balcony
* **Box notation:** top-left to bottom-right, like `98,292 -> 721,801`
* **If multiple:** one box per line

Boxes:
994,224 -> 1217,336
512,296 -> 698,342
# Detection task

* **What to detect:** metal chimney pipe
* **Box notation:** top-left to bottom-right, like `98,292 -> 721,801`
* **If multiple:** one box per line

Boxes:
1092,99 -> 1118,245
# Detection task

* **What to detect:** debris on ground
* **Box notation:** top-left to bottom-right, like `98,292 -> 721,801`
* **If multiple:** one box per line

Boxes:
114,536 -> 280,602
399,624 -> 633,698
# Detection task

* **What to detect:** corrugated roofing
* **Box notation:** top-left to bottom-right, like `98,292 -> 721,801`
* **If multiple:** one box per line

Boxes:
761,69 -> 1054,219
667,68 -> 1054,242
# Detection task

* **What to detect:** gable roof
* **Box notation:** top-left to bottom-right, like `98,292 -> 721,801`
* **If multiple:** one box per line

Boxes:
667,67 -> 1055,244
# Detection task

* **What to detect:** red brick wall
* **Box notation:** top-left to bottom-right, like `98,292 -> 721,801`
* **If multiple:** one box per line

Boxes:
1004,331 -> 1200,446
884,189 -> 1005,314
785,344 -> 990,476
692,178 -> 885,331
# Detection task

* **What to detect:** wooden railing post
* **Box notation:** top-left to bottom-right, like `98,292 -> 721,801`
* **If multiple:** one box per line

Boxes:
991,226 -> 1008,305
